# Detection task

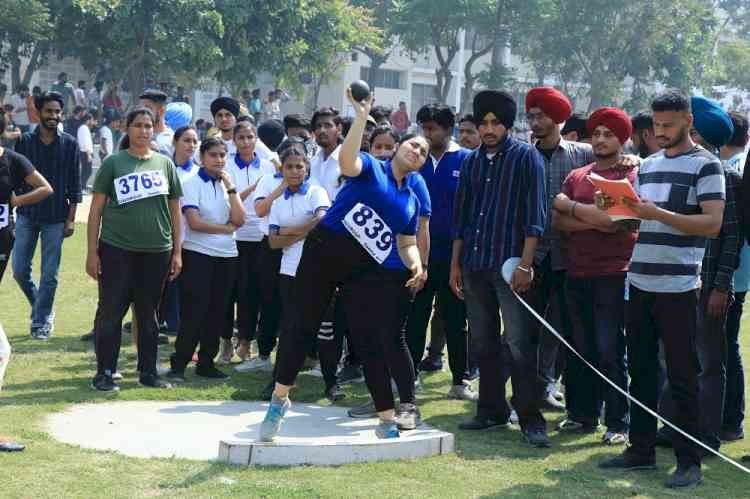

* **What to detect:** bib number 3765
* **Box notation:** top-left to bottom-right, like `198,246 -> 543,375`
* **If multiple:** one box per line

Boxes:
0,203 -> 8,229
114,170 -> 168,205
343,202 -> 392,264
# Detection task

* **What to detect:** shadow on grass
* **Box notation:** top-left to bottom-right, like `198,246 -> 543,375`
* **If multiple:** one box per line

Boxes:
475,451 -> 680,498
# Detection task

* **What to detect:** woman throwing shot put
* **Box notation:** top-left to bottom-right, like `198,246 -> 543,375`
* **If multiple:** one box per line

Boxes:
87,107 -> 183,392
260,89 -> 428,441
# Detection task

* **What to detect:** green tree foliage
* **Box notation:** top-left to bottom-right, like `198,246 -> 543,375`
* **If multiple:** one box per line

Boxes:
514,0 -> 717,111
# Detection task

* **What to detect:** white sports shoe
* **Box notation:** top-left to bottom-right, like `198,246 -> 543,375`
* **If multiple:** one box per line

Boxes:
234,356 -> 273,373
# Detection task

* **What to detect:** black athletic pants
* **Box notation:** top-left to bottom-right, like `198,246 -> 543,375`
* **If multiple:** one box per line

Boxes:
256,237 -> 282,357
94,241 -> 170,376
275,226 -> 414,411
171,249 -> 237,371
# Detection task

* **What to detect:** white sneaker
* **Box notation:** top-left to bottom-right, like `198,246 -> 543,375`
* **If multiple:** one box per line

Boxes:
234,356 -> 273,372
447,381 -> 479,401
300,364 -> 323,377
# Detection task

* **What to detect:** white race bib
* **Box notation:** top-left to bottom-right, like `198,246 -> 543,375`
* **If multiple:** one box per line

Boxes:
342,202 -> 393,264
114,170 -> 169,205
0,203 -> 8,229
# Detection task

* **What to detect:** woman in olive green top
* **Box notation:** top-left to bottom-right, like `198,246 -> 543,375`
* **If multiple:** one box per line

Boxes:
86,107 -> 183,392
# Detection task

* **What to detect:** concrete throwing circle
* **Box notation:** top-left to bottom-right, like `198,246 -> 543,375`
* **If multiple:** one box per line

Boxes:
46,400 -> 454,466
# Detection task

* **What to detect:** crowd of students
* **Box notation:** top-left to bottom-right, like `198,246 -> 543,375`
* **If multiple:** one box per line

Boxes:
1,83 -> 750,489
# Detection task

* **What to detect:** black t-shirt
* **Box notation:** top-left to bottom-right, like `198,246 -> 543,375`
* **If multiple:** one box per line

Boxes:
0,148 -> 35,229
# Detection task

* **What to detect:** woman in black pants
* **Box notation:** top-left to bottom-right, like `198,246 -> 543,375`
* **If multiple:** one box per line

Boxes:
166,137 -> 246,381
260,89 -> 428,441
86,108 -> 183,392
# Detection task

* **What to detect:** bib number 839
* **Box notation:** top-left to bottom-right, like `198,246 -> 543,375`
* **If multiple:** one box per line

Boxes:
351,205 -> 392,251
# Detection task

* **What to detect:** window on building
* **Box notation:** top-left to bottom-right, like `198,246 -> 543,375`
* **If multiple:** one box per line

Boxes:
359,67 -> 403,89
411,83 -> 439,120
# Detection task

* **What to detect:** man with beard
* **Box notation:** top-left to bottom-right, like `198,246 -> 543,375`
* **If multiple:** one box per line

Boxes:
13,91 -> 81,339
525,87 -> 592,411
630,111 -> 660,159
450,90 -> 549,447
551,108 -> 635,444
599,89 -> 725,489
306,106 -> 346,399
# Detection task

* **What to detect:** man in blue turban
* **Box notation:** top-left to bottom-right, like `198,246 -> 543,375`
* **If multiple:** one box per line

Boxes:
165,102 -> 193,132
690,96 -> 734,153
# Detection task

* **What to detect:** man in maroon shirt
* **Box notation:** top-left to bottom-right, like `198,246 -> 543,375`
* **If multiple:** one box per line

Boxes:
390,102 -> 411,135
550,107 -> 636,445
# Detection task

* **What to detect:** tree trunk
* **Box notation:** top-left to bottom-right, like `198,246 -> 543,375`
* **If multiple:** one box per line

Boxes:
9,42 -> 21,91
364,50 -> 388,94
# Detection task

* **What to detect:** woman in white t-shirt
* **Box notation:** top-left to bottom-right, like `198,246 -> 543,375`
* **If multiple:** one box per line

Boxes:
265,147 -> 332,394
227,122 -> 276,367
165,137 -> 246,382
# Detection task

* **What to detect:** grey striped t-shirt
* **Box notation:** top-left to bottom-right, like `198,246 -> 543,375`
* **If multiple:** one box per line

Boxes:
628,146 -> 725,293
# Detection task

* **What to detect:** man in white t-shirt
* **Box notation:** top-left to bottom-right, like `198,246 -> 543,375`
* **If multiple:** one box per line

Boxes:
309,107 -> 343,201
10,86 -> 30,133
76,110 -> 97,192
98,116 -> 114,161
74,81 -> 87,108
139,90 -> 174,155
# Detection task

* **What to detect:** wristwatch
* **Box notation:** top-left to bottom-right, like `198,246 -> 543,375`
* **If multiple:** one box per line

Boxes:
227,188 -> 237,195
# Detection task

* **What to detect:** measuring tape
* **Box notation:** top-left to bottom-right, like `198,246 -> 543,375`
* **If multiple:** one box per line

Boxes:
501,258 -> 750,475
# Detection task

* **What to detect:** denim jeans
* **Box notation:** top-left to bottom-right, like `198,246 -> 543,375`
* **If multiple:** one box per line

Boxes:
724,291 -> 746,433
526,257 -> 572,396
11,214 -> 65,330
565,275 -> 629,432
463,268 -> 545,431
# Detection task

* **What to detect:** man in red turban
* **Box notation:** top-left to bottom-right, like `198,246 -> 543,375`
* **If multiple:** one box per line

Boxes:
526,87 -> 573,124
586,107 -> 633,146
549,106 -> 637,444
521,87 -> 594,416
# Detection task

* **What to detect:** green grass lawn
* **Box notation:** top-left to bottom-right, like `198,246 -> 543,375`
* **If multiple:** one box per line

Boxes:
2,225 -> 750,498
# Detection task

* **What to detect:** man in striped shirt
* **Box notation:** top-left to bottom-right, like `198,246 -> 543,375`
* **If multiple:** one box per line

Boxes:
450,90 -> 549,447
599,90 -> 725,489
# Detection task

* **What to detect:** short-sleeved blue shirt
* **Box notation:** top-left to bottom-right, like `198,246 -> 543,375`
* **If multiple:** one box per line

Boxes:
382,172 -> 431,270
321,153 -> 420,243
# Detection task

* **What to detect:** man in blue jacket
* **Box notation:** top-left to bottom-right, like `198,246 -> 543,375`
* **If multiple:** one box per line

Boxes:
405,104 -> 475,400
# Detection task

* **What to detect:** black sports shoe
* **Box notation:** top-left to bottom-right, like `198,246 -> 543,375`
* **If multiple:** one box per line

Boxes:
458,414 -> 509,430
665,464 -> 703,489
165,369 -> 186,383
325,384 -> 346,402
195,365 -> 229,379
522,428 -> 551,448
599,448 -> 657,470
418,355 -> 443,372
337,364 -> 364,384
92,374 -> 120,392
655,428 -> 673,448
139,373 -> 173,389
80,330 -> 95,342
